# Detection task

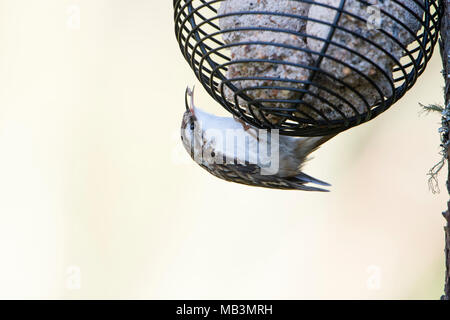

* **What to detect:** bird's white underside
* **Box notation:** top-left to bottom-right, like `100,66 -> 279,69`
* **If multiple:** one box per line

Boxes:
193,107 -> 314,177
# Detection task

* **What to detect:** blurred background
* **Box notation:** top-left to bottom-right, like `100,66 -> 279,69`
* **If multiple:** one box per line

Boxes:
0,0 -> 447,299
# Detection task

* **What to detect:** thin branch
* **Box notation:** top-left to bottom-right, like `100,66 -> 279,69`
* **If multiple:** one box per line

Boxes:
440,0 -> 450,300
444,209 -> 450,300
419,103 -> 445,114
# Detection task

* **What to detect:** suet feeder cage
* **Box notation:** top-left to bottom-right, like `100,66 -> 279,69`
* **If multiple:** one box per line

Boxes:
174,0 -> 441,136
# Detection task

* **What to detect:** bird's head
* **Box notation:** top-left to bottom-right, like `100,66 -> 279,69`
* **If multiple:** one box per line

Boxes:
181,86 -> 202,159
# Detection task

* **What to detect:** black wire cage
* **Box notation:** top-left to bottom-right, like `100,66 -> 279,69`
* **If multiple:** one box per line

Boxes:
174,0 -> 441,136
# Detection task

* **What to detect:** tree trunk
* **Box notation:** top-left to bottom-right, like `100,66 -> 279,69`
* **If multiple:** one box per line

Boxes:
441,0 -> 450,301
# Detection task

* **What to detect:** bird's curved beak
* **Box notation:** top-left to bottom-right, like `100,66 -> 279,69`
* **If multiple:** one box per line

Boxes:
185,87 -> 190,112
185,86 -> 196,118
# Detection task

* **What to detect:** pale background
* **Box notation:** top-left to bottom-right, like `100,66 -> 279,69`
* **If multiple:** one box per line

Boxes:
0,0 -> 446,299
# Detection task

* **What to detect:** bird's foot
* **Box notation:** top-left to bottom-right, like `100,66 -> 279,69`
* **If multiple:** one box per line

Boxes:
234,116 -> 259,141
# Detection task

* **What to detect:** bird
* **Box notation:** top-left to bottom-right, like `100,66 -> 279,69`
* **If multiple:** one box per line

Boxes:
180,86 -> 336,191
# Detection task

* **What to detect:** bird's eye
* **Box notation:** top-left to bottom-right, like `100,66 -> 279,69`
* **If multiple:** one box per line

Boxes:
190,122 -> 195,130
181,136 -> 184,141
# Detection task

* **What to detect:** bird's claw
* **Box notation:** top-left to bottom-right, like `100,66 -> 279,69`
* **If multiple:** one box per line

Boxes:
234,116 -> 258,140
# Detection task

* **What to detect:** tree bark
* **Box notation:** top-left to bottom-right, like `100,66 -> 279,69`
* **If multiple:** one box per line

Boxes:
444,209 -> 449,300
441,0 -> 450,301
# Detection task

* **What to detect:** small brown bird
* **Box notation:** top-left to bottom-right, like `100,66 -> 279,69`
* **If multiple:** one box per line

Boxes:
180,87 -> 335,191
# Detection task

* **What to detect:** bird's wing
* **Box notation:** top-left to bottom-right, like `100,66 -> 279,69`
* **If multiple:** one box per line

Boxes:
203,162 -> 330,192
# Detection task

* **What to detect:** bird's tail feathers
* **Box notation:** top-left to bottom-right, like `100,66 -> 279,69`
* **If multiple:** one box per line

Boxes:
291,172 -> 331,187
